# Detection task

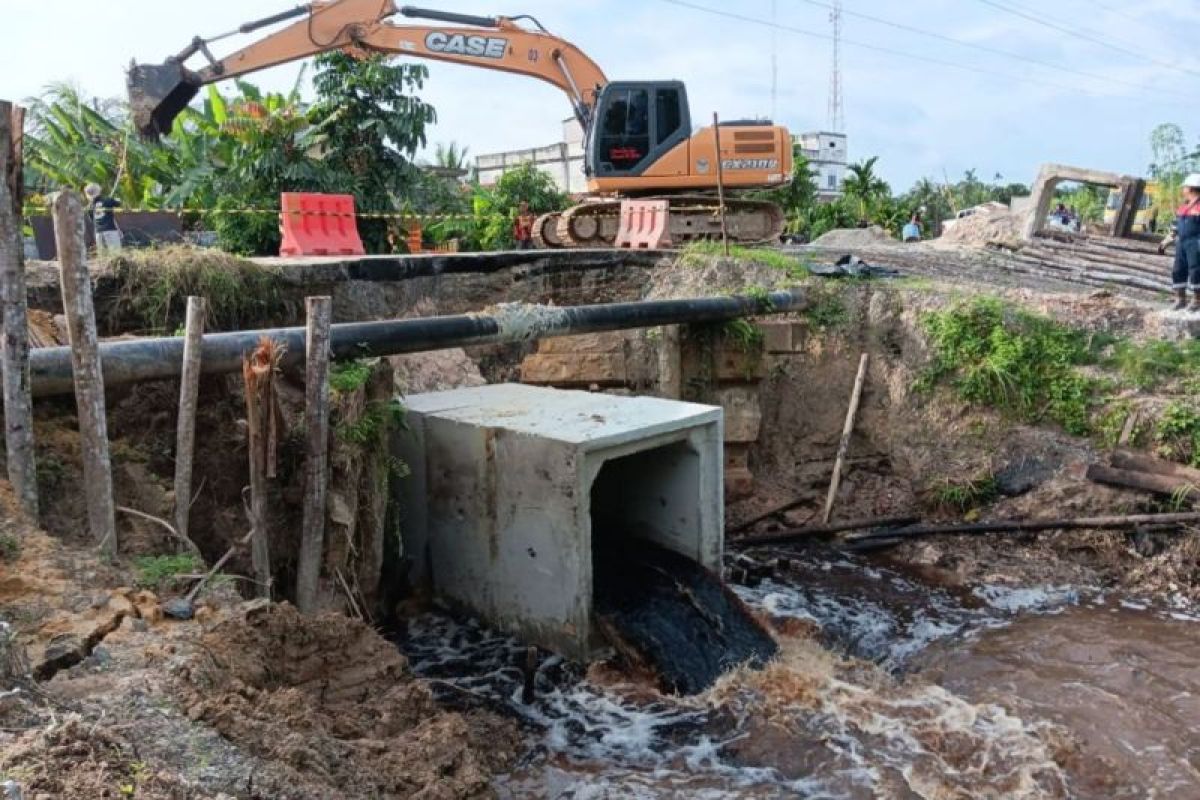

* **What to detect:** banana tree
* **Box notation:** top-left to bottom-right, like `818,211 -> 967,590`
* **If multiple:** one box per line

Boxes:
23,82 -> 176,207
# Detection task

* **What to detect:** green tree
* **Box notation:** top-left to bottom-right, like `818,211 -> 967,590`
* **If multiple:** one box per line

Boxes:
468,163 -> 569,250
309,52 -> 437,251
1148,123 -> 1197,222
170,82 -> 332,254
841,157 -> 891,222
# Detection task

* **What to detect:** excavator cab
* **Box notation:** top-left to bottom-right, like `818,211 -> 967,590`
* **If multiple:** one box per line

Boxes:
586,81 -> 691,178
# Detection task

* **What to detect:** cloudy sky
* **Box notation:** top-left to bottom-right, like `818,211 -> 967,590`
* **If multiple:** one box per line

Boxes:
3,0 -> 1198,190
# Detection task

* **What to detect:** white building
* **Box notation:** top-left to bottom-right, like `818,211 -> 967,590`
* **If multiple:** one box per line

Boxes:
793,131 -> 847,200
475,118 -> 587,195
475,122 -> 848,201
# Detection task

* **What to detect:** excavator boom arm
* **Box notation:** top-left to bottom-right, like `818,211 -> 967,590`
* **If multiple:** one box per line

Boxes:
129,0 -> 608,136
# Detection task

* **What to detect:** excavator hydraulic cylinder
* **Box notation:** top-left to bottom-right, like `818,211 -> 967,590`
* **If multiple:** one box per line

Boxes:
398,5 -> 498,27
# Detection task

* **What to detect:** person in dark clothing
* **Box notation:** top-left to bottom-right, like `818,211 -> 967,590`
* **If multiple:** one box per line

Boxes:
1162,174 -> 1200,311
85,183 -> 122,253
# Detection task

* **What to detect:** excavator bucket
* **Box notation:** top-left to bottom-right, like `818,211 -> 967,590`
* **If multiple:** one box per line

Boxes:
127,61 -> 201,137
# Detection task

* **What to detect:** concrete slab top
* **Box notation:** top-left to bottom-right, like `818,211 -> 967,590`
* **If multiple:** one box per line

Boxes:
404,383 -> 721,447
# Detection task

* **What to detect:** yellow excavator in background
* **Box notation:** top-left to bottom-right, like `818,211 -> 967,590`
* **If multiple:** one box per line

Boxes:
127,0 -> 791,248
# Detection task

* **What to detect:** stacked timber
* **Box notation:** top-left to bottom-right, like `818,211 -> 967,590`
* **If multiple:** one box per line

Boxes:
995,235 -> 1173,295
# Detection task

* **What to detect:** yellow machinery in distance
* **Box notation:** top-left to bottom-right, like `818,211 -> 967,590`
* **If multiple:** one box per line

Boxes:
127,0 -> 792,248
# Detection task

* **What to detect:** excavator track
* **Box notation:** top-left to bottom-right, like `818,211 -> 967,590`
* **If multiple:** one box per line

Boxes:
547,195 -> 785,249
532,212 -> 567,249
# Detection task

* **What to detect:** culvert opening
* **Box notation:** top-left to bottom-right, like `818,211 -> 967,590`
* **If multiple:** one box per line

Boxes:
589,442 -> 778,695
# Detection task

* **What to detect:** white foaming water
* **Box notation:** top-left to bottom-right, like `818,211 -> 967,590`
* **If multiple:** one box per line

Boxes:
396,549 -> 1093,798
731,553 -> 1079,670
973,585 -> 1079,613
400,613 -> 820,797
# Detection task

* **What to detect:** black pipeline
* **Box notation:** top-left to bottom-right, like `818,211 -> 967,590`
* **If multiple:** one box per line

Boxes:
29,290 -> 807,396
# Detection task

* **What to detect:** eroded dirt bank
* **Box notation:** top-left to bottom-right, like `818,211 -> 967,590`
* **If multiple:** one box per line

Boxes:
4,244 -> 1200,798
0,488 -> 518,798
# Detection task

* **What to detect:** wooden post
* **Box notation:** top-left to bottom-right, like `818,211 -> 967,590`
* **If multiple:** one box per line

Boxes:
296,296 -> 332,613
172,296 -> 205,544
821,353 -> 869,525
712,112 -> 731,257
0,101 -> 37,518
52,191 -> 116,554
242,338 -> 281,599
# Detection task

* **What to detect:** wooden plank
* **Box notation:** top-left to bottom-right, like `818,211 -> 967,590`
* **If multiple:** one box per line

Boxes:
0,101 -> 36,517
172,296 -> 205,543
52,191 -> 116,554
821,352 -> 869,524
1110,449 -> 1200,485
1086,463 -> 1200,502
296,296 -> 332,613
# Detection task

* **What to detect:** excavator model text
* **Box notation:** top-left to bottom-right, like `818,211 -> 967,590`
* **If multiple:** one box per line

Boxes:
128,0 -> 792,247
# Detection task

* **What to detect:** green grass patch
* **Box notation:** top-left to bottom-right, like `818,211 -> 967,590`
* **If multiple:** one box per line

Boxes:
930,473 -> 999,512
1154,401 -> 1200,468
134,553 -> 203,589
722,318 -> 764,352
329,359 -> 375,394
918,297 -> 1101,435
1094,401 -> 1143,450
680,241 -> 810,279
803,291 -> 849,330
1105,339 -> 1200,391
337,399 -> 407,445
0,532 -> 20,562
108,245 -> 291,334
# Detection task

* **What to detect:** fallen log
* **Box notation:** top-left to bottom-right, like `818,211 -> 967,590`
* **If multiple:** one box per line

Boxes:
734,514 -> 921,547
1110,449 -> 1200,485
847,510 -> 1200,543
1086,463 -> 1199,502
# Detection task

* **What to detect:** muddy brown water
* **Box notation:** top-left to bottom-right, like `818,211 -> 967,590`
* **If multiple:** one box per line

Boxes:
915,604 -> 1200,798
396,548 -> 1200,798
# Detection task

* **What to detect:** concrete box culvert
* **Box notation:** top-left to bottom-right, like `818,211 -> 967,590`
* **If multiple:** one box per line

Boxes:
396,383 -> 723,660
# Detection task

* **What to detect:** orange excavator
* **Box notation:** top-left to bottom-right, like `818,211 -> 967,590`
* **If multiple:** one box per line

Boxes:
128,0 -> 791,247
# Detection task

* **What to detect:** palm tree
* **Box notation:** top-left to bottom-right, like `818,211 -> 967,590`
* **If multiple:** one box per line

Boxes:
841,156 -> 890,221
434,141 -> 470,171
429,141 -> 472,181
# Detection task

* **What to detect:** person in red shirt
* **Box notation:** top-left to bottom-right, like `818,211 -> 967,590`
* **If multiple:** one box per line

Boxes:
1161,174 -> 1200,311
513,201 -> 536,250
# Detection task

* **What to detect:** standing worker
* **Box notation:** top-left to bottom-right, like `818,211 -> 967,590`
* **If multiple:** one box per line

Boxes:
513,201 -> 536,250
85,183 -> 123,254
1159,174 -> 1200,311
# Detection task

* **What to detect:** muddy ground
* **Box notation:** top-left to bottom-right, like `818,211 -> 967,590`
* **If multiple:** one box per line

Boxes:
3,238 -> 1199,797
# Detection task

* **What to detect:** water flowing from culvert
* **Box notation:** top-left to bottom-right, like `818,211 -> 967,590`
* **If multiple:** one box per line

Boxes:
394,547 -> 1200,798
592,540 -> 778,695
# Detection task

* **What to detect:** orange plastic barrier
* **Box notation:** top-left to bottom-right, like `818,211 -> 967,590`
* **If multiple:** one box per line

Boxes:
279,193 -> 365,257
615,199 -> 673,249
